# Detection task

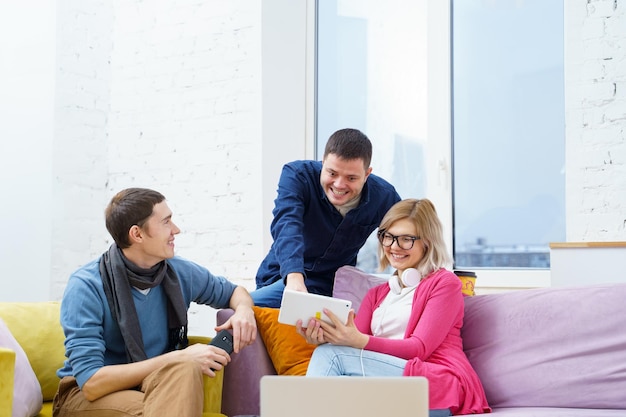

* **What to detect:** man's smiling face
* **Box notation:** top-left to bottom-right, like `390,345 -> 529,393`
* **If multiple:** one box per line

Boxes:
320,153 -> 371,207
133,201 -> 180,268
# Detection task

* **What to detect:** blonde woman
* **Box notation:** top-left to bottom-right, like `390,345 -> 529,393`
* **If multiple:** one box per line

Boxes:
297,199 -> 490,416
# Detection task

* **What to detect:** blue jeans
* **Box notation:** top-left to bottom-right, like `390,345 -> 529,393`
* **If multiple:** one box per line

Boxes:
306,345 -> 451,417
249,279 -> 285,308
307,343 -> 408,377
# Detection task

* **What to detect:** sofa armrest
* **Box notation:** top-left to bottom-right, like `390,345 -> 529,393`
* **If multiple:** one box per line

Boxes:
188,335 -> 225,417
216,309 -> 276,417
0,347 -> 16,417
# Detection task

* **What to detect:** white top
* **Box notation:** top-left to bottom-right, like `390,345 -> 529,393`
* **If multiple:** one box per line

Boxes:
370,277 -> 418,338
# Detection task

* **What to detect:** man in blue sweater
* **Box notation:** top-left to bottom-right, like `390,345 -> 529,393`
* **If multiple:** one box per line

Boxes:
54,188 -> 256,417
251,128 -> 401,308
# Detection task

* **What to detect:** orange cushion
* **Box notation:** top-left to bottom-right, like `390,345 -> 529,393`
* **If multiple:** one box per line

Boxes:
252,306 -> 316,376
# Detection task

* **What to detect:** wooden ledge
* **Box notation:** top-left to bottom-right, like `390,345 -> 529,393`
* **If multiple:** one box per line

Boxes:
550,241 -> 626,248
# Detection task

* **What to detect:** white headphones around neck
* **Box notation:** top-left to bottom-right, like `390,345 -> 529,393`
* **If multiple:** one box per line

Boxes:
388,268 -> 422,294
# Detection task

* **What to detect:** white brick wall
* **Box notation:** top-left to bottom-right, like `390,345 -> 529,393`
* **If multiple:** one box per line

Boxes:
52,0 -> 263,304
52,0 -> 114,298
565,0 -> 626,241
49,1 -> 264,334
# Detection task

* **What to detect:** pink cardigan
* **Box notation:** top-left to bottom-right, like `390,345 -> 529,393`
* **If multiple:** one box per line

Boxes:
355,268 -> 491,415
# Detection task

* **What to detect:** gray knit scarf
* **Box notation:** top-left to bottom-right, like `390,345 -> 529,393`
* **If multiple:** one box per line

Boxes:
99,244 -> 188,363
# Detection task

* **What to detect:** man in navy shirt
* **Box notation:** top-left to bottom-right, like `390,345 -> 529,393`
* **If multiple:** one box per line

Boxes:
251,128 -> 401,307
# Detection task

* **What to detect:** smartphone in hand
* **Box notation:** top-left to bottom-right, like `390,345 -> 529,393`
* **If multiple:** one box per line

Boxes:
209,329 -> 234,354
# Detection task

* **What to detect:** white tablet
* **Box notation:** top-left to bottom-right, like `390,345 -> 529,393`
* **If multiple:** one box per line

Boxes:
278,289 -> 352,327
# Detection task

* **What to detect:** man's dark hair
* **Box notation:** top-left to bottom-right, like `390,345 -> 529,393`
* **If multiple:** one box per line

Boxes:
105,188 -> 166,249
323,128 -> 372,169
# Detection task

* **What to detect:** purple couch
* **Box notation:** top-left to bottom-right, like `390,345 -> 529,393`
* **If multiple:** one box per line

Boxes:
217,266 -> 626,416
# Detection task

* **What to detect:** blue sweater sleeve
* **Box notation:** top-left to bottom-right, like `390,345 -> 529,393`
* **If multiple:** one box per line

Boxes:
57,260 -> 112,388
168,256 -> 237,308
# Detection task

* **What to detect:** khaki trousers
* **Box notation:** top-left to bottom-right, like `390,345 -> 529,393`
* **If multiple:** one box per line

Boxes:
53,360 -> 204,417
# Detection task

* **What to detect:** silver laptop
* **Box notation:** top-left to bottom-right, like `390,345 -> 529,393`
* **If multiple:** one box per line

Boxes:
260,375 -> 429,417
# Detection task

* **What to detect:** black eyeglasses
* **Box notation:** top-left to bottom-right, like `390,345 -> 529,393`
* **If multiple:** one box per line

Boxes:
377,231 -> 420,250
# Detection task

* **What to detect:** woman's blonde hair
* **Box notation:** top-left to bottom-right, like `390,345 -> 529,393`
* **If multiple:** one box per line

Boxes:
377,198 -> 453,277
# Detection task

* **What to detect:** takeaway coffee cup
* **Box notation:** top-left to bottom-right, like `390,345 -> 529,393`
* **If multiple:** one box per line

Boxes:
454,270 -> 477,297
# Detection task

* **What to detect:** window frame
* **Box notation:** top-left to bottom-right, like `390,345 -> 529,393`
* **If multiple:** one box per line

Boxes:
262,0 -> 552,290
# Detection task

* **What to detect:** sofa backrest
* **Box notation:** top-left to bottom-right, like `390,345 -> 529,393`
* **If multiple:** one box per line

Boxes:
462,283 -> 626,409
333,266 -> 387,312
0,302 -> 65,401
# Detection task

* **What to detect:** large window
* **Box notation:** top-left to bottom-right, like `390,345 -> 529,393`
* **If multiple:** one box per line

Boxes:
452,0 -> 565,269
316,0 -> 565,277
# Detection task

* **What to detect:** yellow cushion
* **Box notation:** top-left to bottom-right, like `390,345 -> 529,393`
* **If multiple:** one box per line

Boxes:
0,347 -> 16,417
252,306 -> 316,376
38,402 -> 53,417
0,302 -> 65,401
